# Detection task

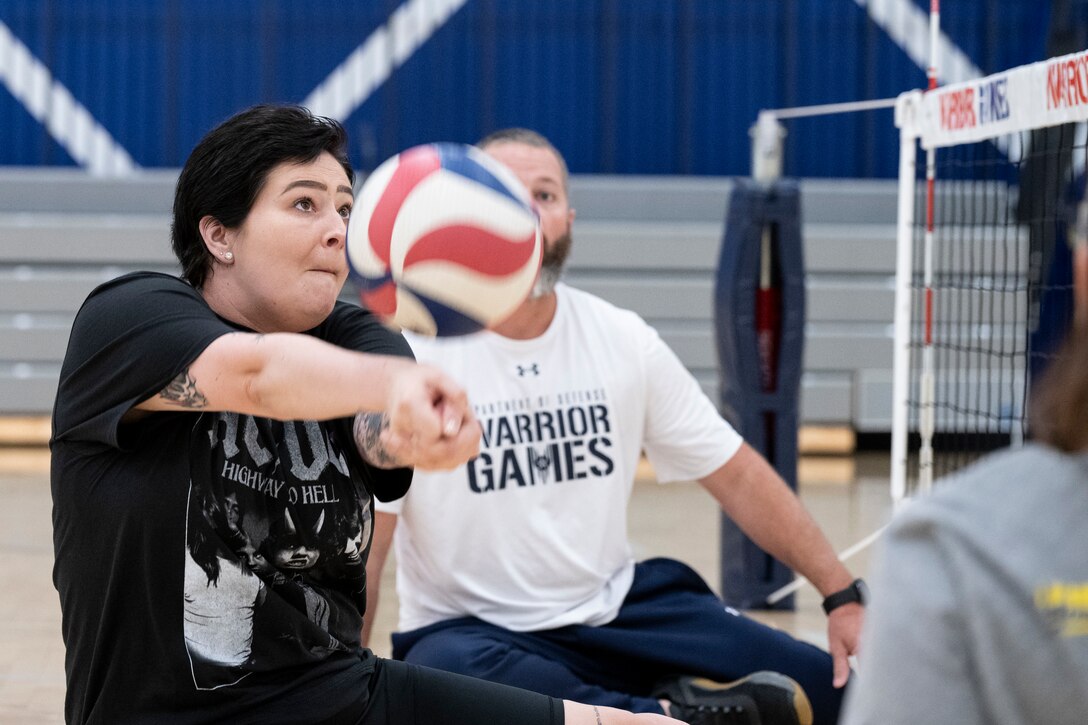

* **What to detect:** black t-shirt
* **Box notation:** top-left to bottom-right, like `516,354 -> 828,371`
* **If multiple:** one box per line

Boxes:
51,272 -> 413,724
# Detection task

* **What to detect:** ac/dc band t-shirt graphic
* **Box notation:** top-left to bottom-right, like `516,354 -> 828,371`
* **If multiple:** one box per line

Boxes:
184,412 -> 372,689
51,273 -> 412,722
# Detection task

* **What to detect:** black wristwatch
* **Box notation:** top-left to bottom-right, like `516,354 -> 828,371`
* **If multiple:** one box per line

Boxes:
821,578 -> 868,615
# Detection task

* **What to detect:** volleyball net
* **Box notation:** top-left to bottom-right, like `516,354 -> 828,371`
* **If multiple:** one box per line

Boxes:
891,49 -> 1088,502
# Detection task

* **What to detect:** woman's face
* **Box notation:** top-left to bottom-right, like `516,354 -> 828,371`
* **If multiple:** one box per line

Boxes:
218,152 -> 353,332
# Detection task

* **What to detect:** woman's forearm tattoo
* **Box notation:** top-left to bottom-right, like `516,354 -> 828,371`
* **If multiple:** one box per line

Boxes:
354,412 -> 402,468
160,369 -> 207,408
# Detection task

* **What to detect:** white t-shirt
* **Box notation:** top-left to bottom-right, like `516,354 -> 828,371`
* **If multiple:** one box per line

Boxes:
376,284 -> 743,632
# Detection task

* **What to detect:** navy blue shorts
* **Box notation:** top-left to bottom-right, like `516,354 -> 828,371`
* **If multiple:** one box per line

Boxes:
391,558 -> 844,725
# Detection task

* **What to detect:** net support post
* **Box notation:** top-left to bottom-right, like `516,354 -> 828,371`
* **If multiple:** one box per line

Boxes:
891,91 -> 923,507
714,179 -> 805,610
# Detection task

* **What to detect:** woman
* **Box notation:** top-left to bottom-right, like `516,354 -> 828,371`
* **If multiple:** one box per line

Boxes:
51,104 -> 680,725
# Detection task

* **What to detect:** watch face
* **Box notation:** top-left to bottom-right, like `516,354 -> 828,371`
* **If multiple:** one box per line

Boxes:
854,578 -> 869,604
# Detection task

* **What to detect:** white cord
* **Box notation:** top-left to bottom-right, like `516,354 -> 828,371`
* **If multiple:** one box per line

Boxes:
764,524 -> 888,606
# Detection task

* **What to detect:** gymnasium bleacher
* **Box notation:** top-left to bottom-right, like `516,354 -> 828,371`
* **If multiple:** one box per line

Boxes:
1,169 -> 898,442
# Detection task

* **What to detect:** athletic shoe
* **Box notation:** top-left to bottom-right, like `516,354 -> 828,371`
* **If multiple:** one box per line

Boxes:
654,671 -> 813,725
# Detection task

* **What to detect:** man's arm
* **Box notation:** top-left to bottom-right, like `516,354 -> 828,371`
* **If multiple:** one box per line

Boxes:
362,511 -> 398,647
699,442 -> 863,687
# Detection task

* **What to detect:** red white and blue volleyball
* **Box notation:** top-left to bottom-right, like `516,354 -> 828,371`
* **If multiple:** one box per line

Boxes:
347,143 -> 542,337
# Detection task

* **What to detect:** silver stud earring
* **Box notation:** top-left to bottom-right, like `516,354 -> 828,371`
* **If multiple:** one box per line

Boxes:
223,251 -> 234,261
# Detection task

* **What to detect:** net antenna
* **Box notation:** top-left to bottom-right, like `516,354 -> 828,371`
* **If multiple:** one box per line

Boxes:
892,49 -> 1088,507
916,0 -> 942,498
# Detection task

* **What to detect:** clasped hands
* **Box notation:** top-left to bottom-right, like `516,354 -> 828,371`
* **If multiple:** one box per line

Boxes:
381,363 -> 482,471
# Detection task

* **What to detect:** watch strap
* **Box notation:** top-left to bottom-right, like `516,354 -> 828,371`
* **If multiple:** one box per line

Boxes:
822,578 -> 867,615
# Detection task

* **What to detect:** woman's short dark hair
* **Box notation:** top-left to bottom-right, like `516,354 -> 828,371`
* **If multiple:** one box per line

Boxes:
172,104 -> 354,288
1031,319 -> 1088,452
1031,187 -> 1088,453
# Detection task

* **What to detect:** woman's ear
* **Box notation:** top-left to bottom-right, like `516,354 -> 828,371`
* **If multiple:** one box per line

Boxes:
199,215 -> 234,264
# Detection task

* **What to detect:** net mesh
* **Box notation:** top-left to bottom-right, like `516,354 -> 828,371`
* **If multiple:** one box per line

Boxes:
904,122 -> 1086,492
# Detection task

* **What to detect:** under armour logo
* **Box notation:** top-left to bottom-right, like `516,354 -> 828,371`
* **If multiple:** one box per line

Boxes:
516,364 -> 540,377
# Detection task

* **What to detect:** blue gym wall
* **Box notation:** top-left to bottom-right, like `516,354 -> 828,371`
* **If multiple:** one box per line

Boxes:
0,0 -> 1051,177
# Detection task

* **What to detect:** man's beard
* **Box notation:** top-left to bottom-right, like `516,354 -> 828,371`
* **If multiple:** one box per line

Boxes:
530,230 -> 572,299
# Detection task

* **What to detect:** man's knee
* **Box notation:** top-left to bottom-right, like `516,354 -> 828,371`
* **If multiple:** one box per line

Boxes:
401,628 -> 506,679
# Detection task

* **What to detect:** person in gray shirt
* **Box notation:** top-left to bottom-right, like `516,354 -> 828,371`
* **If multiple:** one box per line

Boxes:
843,181 -> 1088,724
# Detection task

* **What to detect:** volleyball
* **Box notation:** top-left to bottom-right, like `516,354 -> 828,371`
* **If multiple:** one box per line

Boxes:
347,143 -> 542,337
